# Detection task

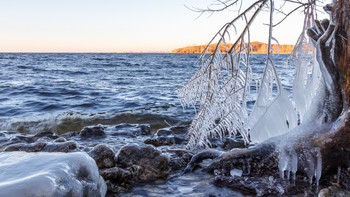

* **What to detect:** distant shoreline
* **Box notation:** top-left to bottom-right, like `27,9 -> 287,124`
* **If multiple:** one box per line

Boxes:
171,41 -> 295,54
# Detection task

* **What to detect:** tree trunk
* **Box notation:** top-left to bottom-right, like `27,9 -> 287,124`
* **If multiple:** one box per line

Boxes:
315,0 -> 350,175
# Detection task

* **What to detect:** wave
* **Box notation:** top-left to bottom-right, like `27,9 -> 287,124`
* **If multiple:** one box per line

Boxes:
0,111 -> 190,135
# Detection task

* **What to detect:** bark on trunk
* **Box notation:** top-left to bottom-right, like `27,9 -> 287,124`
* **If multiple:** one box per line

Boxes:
333,0 -> 350,108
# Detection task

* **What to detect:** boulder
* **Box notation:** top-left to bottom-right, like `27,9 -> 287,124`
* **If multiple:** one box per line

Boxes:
41,141 -> 77,152
4,142 -> 47,152
0,152 -> 107,197
99,167 -> 131,184
318,186 -> 350,197
79,125 -> 105,138
115,144 -> 169,182
166,149 -> 193,171
88,144 -> 115,169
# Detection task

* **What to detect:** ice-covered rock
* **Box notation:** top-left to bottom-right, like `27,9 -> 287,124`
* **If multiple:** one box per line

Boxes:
0,152 -> 107,197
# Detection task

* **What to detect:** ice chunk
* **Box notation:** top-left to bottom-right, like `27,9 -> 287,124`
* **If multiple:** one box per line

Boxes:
0,152 -> 107,197
230,169 -> 243,177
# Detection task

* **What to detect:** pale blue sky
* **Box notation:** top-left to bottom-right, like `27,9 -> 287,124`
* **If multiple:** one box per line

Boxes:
0,0 -> 329,52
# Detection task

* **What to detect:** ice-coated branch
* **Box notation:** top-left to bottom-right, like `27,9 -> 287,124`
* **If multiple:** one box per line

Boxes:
179,0 -> 322,148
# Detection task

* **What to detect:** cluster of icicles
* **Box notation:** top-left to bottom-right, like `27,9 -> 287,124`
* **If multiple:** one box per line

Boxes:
277,146 -> 322,186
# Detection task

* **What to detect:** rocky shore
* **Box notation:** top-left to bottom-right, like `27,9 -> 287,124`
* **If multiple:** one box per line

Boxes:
0,123 -> 349,196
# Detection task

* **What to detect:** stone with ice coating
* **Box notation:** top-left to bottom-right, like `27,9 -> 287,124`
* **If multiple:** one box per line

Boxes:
0,152 -> 107,197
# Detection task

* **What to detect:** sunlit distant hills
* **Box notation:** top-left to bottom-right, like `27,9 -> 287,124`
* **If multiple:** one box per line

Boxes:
171,41 -> 295,54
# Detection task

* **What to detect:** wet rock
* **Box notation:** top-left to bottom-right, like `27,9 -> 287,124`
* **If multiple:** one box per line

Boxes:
214,174 -> 315,196
10,135 -> 32,143
89,144 -> 116,169
54,137 -> 67,142
41,141 -> 77,152
214,175 -> 285,196
4,142 -> 47,152
144,136 -> 176,146
144,126 -> 188,147
59,131 -> 78,139
100,167 -> 131,185
8,132 -> 58,144
222,138 -> 247,150
112,123 -> 151,137
318,186 -> 350,197
80,125 -> 106,138
183,149 -> 223,174
166,149 -> 193,171
32,131 -> 58,141
116,143 -> 169,182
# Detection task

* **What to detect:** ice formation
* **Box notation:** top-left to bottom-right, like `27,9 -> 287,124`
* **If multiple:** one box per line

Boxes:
178,0 -> 333,189
247,60 -> 297,143
177,0 -> 268,148
0,152 -> 107,197
230,169 -> 243,177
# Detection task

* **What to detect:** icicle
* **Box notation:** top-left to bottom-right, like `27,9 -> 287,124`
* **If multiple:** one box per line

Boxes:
286,170 -> 290,180
304,151 -> 315,185
290,150 -> 298,181
247,160 -> 251,175
337,166 -> 341,184
278,150 -> 289,179
315,149 -> 322,187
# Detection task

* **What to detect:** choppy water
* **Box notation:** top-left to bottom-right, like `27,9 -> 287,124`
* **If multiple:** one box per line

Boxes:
0,53 -> 296,196
0,53 -> 294,134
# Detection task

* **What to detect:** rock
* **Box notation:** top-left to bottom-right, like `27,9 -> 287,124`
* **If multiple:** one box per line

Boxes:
144,136 -> 176,146
4,142 -> 47,152
144,126 -> 188,147
4,141 -> 77,153
0,152 -> 106,197
41,141 -> 77,152
54,137 -> 67,142
89,144 -> 115,169
318,186 -> 350,197
165,149 -> 193,171
213,175 -> 310,196
80,125 -> 106,138
99,167 -> 131,184
8,132 -> 58,144
112,123 -> 151,137
115,144 -> 169,182
222,138 -> 247,150
32,131 -> 58,141
60,131 -> 78,139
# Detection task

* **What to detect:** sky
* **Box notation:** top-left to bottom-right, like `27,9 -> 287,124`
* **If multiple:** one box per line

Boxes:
0,0 -> 330,53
